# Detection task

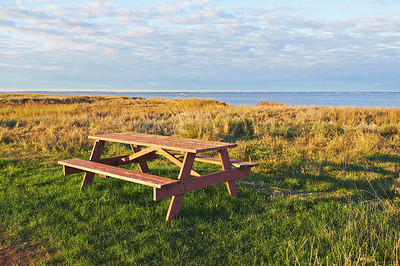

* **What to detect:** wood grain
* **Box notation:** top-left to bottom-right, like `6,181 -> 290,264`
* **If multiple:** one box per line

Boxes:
89,132 -> 237,153
59,158 -> 179,189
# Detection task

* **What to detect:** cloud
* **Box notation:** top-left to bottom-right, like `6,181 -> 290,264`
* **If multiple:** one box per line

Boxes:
360,0 -> 385,4
1,0 -> 400,90
336,6 -> 350,11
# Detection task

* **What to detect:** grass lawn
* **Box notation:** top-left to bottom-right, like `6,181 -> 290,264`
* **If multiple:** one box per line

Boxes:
1,94 -> 399,264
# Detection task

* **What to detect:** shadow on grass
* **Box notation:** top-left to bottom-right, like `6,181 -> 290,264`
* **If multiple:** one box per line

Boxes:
79,154 -> 398,220
242,158 -> 398,203
23,153 -> 395,226
366,154 -> 400,164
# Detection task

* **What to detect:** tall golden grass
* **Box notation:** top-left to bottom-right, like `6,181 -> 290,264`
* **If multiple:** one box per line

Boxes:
1,94 -> 399,164
1,93 -> 399,194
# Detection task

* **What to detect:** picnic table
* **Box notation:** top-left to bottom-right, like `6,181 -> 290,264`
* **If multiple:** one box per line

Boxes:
58,132 -> 258,220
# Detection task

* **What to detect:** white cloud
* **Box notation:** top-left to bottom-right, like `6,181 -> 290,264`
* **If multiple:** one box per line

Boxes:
360,0 -> 385,5
1,0 -> 400,90
336,6 -> 350,11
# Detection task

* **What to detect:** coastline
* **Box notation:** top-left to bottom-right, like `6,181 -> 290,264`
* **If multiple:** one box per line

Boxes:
1,91 -> 399,107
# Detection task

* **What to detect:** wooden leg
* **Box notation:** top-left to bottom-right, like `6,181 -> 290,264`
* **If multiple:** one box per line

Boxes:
166,194 -> 184,221
226,180 -> 239,197
131,145 -> 150,173
166,152 -> 196,221
81,140 -> 104,189
157,148 -> 201,177
218,149 -> 238,197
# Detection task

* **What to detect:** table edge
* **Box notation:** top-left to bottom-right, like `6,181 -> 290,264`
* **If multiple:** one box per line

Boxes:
88,134 -> 238,153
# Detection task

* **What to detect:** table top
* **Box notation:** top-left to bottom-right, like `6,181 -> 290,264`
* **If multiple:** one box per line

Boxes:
89,132 -> 237,153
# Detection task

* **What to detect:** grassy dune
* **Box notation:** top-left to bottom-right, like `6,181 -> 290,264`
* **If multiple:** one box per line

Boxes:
0,94 -> 399,264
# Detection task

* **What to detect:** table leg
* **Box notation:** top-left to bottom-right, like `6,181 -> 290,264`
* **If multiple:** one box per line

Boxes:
218,149 -> 238,197
166,152 -> 196,220
80,140 -> 105,189
130,145 -> 150,173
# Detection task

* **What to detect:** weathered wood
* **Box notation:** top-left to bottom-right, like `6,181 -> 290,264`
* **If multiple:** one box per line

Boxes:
166,152 -> 196,220
195,155 -> 258,168
124,147 -> 156,161
89,132 -> 237,153
178,153 -> 196,180
166,195 -> 184,221
62,153 -> 159,175
61,132 -> 258,220
154,168 -> 251,200
63,165 -> 82,175
81,140 -> 104,188
157,149 -> 201,177
99,152 -> 158,166
131,145 -> 150,173
158,149 -> 258,168
59,158 -> 179,189
219,149 -> 238,197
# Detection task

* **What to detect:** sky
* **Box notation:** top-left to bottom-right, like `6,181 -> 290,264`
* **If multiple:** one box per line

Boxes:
1,0 -> 400,92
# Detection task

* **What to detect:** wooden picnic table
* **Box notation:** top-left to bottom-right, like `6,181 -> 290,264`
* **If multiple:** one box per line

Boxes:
59,132 -> 257,220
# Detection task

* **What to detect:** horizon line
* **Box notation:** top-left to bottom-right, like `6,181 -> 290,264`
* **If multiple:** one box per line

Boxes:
1,89 -> 399,93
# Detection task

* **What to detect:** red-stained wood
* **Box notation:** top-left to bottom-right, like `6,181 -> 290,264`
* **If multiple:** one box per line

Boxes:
59,158 -> 179,189
157,149 -> 201,177
121,147 -> 156,161
62,152 -> 159,175
154,167 -> 250,200
80,140 -> 104,189
165,152 -> 196,220
166,195 -> 184,221
194,155 -> 258,168
61,132 -> 258,220
177,153 -> 196,180
100,152 -> 158,166
131,145 -> 150,173
219,149 -> 239,197
158,149 -> 258,168
89,132 -> 237,153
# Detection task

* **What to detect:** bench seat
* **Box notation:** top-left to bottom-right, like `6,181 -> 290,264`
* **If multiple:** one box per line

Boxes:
58,158 -> 179,189
160,150 -> 258,168
194,155 -> 258,168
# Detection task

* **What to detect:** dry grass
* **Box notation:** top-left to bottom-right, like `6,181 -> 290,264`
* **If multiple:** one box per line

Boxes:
2,94 -> 399,155
1,93 -> 399,264
1,94 -> 399,196
1,94 -> 399,182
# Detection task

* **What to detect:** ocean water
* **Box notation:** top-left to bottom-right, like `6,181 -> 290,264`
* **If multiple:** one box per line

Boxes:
2,91 -> 400,108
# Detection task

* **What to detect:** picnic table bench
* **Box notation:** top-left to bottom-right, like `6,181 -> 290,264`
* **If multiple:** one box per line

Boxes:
58,132 -> 258,220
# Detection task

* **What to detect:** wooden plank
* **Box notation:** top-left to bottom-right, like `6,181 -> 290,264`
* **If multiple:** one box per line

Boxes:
63,165 -> 82,175
62,153 -> 159,175
131,145 -> 150,173
81,140 -> 104,188
165,152 -> 196,220
159,150 -> 258,168
194,155 -> 259,168
59,159 -> 179,189
89,132 -> 237,153
124,147 -> 156,161
99,152 -> 158,166
178,153 -> 196,180
219,149 -> 238,197
166,195 -> 184,221
154,167 -> 250,200
157,149 -> 201,177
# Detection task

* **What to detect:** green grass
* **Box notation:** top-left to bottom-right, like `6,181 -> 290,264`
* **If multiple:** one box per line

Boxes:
1,147 -> 399,264
1,94 -> 400,264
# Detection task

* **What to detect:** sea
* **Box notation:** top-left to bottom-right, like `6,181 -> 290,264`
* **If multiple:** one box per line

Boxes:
1,91 -> 400,108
